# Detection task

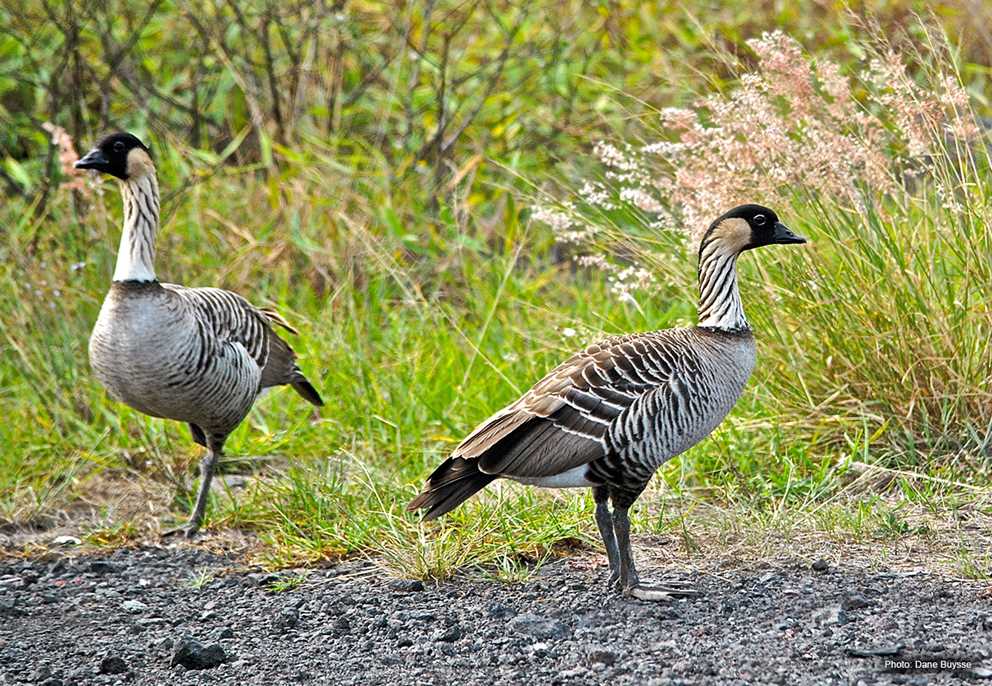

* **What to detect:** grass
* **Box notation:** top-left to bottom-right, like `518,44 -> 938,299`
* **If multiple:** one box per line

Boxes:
1,3 -> 991,581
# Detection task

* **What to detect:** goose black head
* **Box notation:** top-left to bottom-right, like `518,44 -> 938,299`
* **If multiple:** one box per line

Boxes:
75,132 -> 153,180
700,204 -> 807,259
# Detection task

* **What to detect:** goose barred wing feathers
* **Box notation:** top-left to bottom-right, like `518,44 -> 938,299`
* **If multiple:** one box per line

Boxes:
161,284 -> 323,406
411,330 -> 717,519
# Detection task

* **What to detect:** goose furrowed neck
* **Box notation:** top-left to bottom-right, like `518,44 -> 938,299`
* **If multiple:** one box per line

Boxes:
112,172 -> 159,283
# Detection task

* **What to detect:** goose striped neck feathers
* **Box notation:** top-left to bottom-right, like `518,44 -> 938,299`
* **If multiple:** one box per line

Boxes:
76,133 -> 159,283
696,204 -> 806,332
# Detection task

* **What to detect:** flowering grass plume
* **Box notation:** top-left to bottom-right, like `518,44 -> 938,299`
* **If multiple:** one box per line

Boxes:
538,29 -> 982,249
42,122 -> 97,197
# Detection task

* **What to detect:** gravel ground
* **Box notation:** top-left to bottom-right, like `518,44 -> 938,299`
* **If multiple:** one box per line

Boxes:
1,545 -> 990,685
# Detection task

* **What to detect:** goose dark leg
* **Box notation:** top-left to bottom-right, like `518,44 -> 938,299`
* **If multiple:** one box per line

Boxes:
592,486 -> 620,586
610,489 -> 701,602
163,435 -> 224,539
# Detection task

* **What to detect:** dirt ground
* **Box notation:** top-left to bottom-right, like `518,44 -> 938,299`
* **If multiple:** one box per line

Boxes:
1,542 -> 991,685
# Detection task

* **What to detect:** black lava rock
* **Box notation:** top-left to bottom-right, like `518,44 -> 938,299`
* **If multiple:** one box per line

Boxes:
388,579 -> 424,593
842,594 -> 870,611
273,608 -> 299,632
508,613 -> 569,640
435,625 -> 461,642
587,647 -> 618,666
170,638 -> 227,670
811,559 -> 829,572
99,655 -> 128,675
212,626 -> 235,640
88,560 -> 120,575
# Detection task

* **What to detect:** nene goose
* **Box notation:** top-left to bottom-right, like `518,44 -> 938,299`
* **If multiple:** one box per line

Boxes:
410,204 -> 806,600
75,132 -> 323,537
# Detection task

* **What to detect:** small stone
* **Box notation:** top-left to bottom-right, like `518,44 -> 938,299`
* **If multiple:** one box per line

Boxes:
588,647 -> 618,666
846,645 -> 902,658
528,642 -> 552,659
333,616 -> 351,633
435,625 -> 461,642
811,559 -> 829,572
171,638 -> 227,670
0,595 -> 24,617
508,613 -> 569,640
273,608 -> 299,632
842,594 -> 871,611
99,655 -> 128,675
396,637 -> 413,648
388,579 -> 424,593
403,609 -> 435,622
122,600 -> 149,614
88,561 -> 120,575
488,602 -> 515,619
212,627 -> 235,640
52,535 -> 81,546
812,605 -> 847,626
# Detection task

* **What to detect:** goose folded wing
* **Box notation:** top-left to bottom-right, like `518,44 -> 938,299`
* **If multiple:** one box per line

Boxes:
162,284 -> 285,369
455,334 -> 677,479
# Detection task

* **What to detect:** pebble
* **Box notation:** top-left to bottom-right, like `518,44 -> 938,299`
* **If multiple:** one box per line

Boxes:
51,535 -> 81,546
488,602 -> 515,619
435,625 -> 462,642
99,655 -> 128,675
842,594 -> 871,611
213,626 -> 236,640
587,647 -> 618,665
507,613 -> 569,640
273,608 -> 299,632
388,579 -> 424,593
1,547 -> 986,684
171,637 -> 227,670
88,561 -> 120,575
812,605 -> 848,626
811,559 -> 829,572
121,599 -> 149,614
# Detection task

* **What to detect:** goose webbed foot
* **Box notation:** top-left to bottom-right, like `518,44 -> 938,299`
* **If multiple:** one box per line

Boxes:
622,580 -> 702,602
161,522 -> 201,540
611,498 -> 702,602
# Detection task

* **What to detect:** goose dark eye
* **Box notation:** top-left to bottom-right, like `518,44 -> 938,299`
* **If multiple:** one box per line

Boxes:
113,141 -> 125,153
753,214 -> 766,226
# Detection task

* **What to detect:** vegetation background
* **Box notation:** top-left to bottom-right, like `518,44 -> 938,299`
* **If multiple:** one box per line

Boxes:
1,0 -> 990,579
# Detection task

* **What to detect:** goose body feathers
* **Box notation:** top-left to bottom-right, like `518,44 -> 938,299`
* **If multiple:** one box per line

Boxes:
89,281 -> 321,437
410,327 -> 754,518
